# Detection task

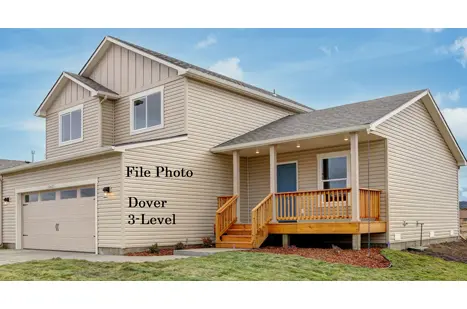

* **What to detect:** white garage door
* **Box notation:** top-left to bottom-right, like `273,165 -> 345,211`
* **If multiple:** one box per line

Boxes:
22,186 -> 96,253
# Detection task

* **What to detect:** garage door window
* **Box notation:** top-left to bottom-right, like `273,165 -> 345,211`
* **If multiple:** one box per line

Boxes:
40,191 -> 56,201
60,189 -> 77,199
24,193 -> 39,203
80,187 -> 95,198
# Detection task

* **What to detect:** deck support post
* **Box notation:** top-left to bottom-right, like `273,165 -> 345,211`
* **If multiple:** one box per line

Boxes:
352,234 -> 361,250
233,150 -> 241,223
350,132 -> 360,222
270,145 -> 278,223
282,234 -> 290,248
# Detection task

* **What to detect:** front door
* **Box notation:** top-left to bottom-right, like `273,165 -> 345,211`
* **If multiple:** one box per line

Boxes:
277,162 -> 297,221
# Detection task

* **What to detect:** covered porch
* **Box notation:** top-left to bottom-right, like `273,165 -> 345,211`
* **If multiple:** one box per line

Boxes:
213,130 -> 387,250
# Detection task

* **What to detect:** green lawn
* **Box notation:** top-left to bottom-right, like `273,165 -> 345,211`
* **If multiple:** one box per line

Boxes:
0,249 -> 466,280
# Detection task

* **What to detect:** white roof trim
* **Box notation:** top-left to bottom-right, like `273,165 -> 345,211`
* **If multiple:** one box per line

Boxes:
35,73 -> 119,117
80,36 -> 187,77
62,72 -> 98,93
369,90 -> 429,130
182,69 -> 313,113
0,147 -> 121,175
370,90 -> 466,166
211,124 -> 370,153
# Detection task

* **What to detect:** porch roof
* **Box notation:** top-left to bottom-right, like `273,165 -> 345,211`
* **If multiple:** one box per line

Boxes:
212,89 -> 426,151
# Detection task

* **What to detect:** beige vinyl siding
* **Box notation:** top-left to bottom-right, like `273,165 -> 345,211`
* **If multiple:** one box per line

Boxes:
113,77 -> 186,145
101,100 -> 114,146
376,100 -> 459,244
1,154 -> 122,248
242,141 -> 388,242
46,97 -> 100,159
121,78 -> 294,248
89,43 -> 178,97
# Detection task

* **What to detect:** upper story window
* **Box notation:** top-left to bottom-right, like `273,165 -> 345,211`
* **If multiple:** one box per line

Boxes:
130,86 -> 164,135
59,104 -> 83,146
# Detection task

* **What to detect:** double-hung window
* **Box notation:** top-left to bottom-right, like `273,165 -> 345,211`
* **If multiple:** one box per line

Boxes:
59,104 -> 83,146
318,151 -> 350,189
130,86 -> 164,135
317,151 -> 350,203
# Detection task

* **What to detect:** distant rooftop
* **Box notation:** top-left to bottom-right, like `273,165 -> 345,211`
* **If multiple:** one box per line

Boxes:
0,159 -> 29,170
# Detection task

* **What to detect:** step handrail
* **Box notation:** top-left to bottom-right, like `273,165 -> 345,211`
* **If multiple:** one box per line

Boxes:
251,193 -> 273,248
215,195 -> 238,242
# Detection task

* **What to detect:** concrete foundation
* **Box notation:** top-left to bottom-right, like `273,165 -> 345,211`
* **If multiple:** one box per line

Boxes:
282,234 -> 290,248
389,236 -> 459,250
352,234 -> 361,250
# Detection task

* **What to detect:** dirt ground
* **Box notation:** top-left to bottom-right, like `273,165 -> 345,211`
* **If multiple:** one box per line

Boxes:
248,246 -> 391,268
126,245 -> 204,256
410,239 -> 467,263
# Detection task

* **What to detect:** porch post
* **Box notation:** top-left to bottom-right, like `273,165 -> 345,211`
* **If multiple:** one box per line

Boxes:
350,132 -> 361,250
270,145 -> 278,223
233,150 -> 241,223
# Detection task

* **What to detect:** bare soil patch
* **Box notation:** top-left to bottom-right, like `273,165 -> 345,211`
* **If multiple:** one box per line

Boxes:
410,240 -> 467,263
248,246 -> 390,268
126,245 -> 204,256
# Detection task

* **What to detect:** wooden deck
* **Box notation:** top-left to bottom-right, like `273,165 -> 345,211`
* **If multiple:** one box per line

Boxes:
215,188 -> 385,249
267,221 -> 386,234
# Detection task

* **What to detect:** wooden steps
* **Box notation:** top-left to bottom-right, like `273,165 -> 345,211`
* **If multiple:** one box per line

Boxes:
216,224 -> 254,249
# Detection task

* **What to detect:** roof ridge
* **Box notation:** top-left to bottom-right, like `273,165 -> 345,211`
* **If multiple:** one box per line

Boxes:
313,89 -> 428,112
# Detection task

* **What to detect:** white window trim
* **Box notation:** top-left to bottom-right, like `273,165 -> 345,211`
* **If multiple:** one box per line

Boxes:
58,104 -> 84,147
129,86 -> 164,136
317,150 -> 351,190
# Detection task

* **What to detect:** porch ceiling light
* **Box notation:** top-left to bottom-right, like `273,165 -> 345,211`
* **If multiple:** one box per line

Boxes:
344,137 -> 349,141
255,149 -> 260,154
296,142 -> 301,148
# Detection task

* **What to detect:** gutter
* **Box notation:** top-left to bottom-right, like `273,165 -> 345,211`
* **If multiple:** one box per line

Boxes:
211,124 -> 371,153
181,69 -> 313,114
0,146 -> 120,175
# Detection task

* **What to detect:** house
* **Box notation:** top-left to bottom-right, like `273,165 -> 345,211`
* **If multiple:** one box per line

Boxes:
461,201 -> 467,222
0,36 -> 465,254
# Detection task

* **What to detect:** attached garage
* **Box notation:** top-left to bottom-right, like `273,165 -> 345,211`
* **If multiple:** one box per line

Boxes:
22,186 -> 96,253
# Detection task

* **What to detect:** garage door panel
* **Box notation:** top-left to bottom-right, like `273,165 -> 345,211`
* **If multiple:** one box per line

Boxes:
22,186 -> 96,253
23,235 -> 95,252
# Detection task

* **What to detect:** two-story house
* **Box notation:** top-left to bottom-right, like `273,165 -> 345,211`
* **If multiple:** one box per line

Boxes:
0,36 -> 465,254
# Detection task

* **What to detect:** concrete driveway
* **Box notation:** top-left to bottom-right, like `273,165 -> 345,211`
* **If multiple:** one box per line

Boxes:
0,249 -> 191,266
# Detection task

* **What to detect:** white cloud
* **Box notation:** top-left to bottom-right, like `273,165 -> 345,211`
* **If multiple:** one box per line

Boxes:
441,107 -> 467,140
195,34 -> 217,49
423,28 -> 444,33
0,118 -> 45,133
434,88 -> 460,106
209,57 -> 244,80
438,37 -> 467,68
319,46 -> 339,56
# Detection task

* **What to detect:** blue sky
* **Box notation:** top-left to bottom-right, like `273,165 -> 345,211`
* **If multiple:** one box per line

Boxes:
0,28 -> 466,199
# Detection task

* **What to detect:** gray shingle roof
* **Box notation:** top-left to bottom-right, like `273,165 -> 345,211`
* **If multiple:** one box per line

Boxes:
108,36 -> 310,110
65,72 -> 118,95
214,89 -> 427,148
0,159 -> 29,170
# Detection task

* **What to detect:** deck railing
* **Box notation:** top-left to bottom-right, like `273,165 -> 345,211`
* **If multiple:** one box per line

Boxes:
360,189 -> 381,220
215,195 -> 238,242
275,188 -> 380,221
251,193 -> 273,248
217,196 -> 234,209
276,188 -> 352,221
